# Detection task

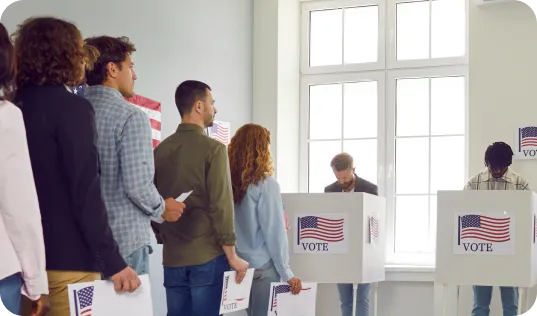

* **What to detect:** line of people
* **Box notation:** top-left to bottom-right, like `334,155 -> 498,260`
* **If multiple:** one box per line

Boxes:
0,16 -> 303,316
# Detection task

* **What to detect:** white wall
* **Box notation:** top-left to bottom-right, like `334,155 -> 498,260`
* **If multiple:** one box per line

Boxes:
2,1 -> 252,315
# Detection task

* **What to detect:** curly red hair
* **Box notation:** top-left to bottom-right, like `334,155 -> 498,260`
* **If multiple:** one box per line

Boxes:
13,17 -> 89,88
228,124 -> 274,204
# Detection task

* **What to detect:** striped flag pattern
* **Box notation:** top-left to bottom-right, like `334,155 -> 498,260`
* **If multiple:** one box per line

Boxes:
125,94 -> 162,149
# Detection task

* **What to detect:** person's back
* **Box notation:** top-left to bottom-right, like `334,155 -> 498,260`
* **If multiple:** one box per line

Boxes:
12,17 -> 140,316
152,80 -> 248,316
154,125 -> 231,265
229,124 -> 302,316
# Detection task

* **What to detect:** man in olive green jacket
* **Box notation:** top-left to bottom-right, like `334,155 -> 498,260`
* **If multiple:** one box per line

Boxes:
151,80 -> 248,316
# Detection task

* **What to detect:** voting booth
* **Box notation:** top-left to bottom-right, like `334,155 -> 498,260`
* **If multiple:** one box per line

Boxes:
281,192 -> 386,315
435,190 -> 537,315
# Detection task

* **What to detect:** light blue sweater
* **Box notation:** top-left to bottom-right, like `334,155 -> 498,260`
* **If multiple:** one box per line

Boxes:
233,176 -> 294,281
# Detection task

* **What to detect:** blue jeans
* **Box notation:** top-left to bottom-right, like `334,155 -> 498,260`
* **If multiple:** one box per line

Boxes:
125,246 -> 150,275
0,273 -> 22,315
472,286 -> 518,316
246,261 -> 280,316
337,283 -> 371,316
164,254 -> 230,316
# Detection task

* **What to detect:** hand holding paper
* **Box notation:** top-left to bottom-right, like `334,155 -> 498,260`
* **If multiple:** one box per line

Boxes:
268,282 -> 317,316
219,268 -> 255,314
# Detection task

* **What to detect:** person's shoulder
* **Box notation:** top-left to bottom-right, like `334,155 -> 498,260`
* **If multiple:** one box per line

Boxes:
356,177 -> 378,194
261,175 -> 280,189
324,181 -> 339,192
0,101 -> 23,131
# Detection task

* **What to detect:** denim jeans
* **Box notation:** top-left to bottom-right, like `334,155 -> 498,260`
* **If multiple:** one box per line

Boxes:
337,283 -> 371,316
246,261 -> 280,316
0,273 -> 22,315
164,254 -> 230,316
125,246 -> 150,275
472,286 -> 518,316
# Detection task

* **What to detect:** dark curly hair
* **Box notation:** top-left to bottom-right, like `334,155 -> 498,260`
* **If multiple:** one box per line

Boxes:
13,17 -> 88,88
228,124 -> 274,204
84,36 -> 136,86
0,23 -> 15,101
485,142 -> 513,169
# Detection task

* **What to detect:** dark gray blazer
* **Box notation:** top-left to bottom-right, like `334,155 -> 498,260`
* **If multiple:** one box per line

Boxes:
324,174 -> 378,196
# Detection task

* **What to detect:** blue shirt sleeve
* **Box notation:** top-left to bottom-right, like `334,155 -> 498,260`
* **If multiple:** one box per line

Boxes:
119,109 -> 165,220
257,177 -> 294,281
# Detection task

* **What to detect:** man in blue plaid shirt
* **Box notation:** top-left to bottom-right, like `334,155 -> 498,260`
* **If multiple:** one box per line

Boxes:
84,36 -> 184,275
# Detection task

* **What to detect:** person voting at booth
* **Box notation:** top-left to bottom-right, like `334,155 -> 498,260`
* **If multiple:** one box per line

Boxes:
464,141 -> 530,316
228,124 -> 303,316
324,153 -> 378,316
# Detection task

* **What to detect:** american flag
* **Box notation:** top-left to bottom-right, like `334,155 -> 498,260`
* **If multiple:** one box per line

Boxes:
125,94 -> 162,149
519,126 -> 537,150
458,215 -> 510,245
74,286 -> 94,316
297,216 -> 344,245
370,217 -> 379,238
271,285 -> 291,311
208,121 -> 229,145
222,275 -> 229,303
68,84 -> 87,97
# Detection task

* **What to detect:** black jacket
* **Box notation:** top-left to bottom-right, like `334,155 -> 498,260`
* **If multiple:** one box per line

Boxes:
324,174 -> 378,196
16,85 -> 126,278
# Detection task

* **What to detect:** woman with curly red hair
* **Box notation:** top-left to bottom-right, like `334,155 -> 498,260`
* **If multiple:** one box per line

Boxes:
229,123 -> 302,316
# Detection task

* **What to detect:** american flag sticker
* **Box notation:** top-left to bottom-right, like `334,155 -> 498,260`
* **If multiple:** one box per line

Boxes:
454,212 -> 515,256
515,126 -> 537,160
208,120 -> 230,145
369,216 -> 379,243
293,213 -> 349,254
74,286 -> 94,316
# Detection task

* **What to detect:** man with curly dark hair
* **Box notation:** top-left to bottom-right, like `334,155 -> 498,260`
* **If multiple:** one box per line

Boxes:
13,17 -> 140,316
84,36 -> 185,276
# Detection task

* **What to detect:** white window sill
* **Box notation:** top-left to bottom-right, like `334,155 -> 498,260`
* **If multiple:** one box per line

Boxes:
385,265 -> 436,282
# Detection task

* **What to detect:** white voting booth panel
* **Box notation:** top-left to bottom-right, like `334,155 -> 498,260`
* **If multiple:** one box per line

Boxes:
281,193 -> 386,284
436,190 -> 537,287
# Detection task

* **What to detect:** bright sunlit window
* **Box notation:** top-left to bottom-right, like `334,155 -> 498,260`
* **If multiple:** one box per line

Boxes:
299,0 -> 468,266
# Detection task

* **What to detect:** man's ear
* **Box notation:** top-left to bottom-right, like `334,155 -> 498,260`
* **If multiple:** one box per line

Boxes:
106,62 -> 117,79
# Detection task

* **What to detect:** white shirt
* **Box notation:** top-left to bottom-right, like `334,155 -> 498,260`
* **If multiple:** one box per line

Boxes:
0,101 -> 48,299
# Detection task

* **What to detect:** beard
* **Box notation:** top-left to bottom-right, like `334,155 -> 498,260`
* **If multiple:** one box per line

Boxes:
204,113 -> 215,128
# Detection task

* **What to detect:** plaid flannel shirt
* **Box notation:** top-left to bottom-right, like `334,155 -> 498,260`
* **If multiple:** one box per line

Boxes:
464,168 -> 530,191
85,85 -> 165,257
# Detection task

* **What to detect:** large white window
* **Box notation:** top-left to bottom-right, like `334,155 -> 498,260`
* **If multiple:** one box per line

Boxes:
299,0 -> 468,266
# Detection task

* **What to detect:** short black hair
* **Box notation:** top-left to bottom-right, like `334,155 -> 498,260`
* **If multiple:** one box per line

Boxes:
485,142 -> 513,169
174,80 -> 211,117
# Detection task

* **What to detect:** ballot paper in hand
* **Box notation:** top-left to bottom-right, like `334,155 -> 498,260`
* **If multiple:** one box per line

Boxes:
219,268 -> 255,314
67,275 -> 153,316
176,190 -> 193,202
267,282 -> 317,316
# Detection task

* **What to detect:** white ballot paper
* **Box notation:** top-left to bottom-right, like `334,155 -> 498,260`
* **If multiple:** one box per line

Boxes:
176,190 -> 193,202
267,282 -> 317,316
68,274 -> 153,316
219,268 -> 255,314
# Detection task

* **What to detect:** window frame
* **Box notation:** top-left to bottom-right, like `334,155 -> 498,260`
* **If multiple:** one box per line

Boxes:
385,65 -> 469,266
299,71 -> 387,195
386,0 -> 469,70
301,0 -> 387,75
299,0 -> 469,267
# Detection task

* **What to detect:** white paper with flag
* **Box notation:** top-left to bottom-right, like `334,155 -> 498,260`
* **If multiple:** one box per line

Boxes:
267,282 -> 317,316
219,268 -> 255,314
208,120 -> 230,145
68,275 -> 153,316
